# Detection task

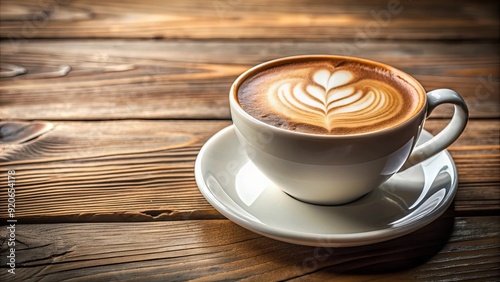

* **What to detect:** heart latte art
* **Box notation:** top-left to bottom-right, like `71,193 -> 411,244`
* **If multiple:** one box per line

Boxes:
237,60 -> 422,135
269,69 -> 405,132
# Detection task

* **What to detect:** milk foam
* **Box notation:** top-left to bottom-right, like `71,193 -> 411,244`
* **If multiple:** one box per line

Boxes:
238,59 -> 422,135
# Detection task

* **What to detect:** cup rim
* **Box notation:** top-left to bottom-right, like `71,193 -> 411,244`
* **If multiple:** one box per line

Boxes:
230,54 -> 427,139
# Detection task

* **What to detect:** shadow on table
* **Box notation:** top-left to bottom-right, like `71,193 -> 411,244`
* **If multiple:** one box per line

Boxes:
230,205 -> 456,276
302,207 -> 455,274
314,206 -> 456,274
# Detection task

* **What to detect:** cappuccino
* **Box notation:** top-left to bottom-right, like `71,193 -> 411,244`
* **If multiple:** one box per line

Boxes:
237,57 -> 424,135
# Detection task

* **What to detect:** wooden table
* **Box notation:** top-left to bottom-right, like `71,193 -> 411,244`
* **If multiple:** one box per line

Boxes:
0,0 -> 498,281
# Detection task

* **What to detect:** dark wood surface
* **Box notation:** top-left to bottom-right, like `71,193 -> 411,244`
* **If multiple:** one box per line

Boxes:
0,0 -> 499,281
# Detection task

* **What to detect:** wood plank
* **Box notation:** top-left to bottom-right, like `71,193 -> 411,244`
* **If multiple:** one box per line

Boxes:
0,120 -> 498,222
0,214 -> 498,281
0,120 -> 229,222
1,41 -> 498,120
0,0 -> 498,40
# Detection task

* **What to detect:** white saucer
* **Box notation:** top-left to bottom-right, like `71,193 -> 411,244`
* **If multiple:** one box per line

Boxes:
195,125 -> 458,247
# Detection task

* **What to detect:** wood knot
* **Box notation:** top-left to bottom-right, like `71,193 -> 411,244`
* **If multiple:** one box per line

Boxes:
0,122 -> 54,144
0,63 -> 27,78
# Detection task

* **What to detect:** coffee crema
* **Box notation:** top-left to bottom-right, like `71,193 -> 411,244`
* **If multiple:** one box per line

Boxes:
237,58 -> 423,135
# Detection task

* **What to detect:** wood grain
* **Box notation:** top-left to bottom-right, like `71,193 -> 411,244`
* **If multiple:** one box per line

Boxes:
0,120 -> 229,222
0,0 -> 498,40
0,120 -> 498,222
0,1 -> 497,280
1,41 -> 499,120
0,215 -> 498,281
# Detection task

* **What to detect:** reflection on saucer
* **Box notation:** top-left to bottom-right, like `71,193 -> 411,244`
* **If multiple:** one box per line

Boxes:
206,174 -> 261,222
384,151 -> 454,227
390,188 -> 446,227
235,161 -> 268,206
410,154 -> 451,209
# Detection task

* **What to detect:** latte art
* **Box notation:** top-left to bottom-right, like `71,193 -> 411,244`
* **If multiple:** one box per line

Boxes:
237,59 -> 422,135
268,69 -> 405,132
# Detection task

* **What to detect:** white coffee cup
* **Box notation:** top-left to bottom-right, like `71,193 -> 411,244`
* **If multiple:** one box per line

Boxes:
230,55 -> 468,205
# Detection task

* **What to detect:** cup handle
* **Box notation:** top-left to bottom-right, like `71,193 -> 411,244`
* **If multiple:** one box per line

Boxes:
401,89 -> 469,170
